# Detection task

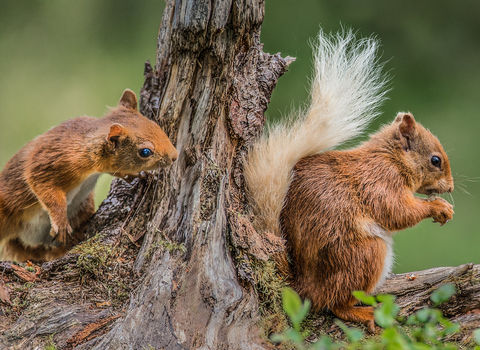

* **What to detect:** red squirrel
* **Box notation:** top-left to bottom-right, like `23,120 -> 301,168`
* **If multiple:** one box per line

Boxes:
244,30 -> 454,332
0,89 -> 178,262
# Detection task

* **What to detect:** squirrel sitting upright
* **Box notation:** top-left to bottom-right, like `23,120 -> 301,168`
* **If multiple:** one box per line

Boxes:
0,89 -> 178,262
244,30 -> 454,332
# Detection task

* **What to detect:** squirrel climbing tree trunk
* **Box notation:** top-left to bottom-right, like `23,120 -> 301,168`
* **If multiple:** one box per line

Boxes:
0,1 -> 478,349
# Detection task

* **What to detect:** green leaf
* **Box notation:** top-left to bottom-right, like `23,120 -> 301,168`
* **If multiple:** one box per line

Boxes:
443,322 -> 460,335
430,284 -> 456,306
422,324 -> 439,343
381,327 -> 408,350
406,314 -> 419,325
374,294 -> 399,328
282,287 -> 306,330
363,342 -> 384,350
284,328 -> 305,344
427,309 -> 442,324
335,320 -> 349,333
374,308 -> 392,329
347,328 -> 364,343
474,329 -> 480,345
353,290 -> 377,306
310,336 -> 333,350
410,343 -> 433,350
270,333 -> 289,343
291,299 -> 311,332
270,329 -> 306,347
412,327 -> 426,343
281,287 -> 311,331
283,287 -> 302,318
334,320 -> 364,343
416,308 -> 432,323
376,294 -> 397,305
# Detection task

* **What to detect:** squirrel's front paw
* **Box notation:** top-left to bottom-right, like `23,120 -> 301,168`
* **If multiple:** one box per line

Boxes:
50,222 -> 73,245
431,198 -> 454,226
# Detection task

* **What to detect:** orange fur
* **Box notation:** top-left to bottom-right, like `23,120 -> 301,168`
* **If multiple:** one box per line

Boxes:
0,89 -> 178,262
279,113 -> 454,330
245,31 -> 454,330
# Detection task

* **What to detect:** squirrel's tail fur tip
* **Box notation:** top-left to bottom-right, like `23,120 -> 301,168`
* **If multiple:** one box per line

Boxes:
308,28 -> 389,146
244,29 -> 389,237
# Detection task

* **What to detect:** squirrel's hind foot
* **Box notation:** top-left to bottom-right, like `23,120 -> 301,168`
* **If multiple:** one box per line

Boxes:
330,304 -> 376,334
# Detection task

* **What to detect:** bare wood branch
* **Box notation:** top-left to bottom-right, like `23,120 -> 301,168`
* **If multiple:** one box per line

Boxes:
378,263 -> 480,321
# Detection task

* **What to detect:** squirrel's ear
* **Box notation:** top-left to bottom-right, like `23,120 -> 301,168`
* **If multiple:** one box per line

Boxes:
107,123 -> 127,148
118,89 -> 138,110
397,112 -> 416,138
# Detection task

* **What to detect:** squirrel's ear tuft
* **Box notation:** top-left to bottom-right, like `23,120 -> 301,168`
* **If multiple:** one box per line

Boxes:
107,123 -> 127,148
118,89 -> 138,110
397,112 -> 416,138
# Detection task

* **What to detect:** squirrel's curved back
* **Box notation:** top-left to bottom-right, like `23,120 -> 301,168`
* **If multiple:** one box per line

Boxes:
244,29 -> 389,236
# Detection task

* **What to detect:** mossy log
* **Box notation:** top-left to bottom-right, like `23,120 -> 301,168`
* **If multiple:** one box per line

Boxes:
0,1 -> 478,349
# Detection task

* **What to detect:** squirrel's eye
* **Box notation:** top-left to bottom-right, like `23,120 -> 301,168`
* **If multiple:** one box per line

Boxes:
431,156 -> 441,167
139,148 -> 153,158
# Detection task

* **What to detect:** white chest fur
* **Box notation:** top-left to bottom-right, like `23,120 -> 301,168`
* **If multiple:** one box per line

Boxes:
19,173 -> 100,247
359,219 -> 395,290
376,235 -> 394,289
66,173 -> 100,212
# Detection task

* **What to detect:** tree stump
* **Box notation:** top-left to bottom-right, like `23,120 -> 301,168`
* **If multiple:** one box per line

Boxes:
0,1 -> 478,349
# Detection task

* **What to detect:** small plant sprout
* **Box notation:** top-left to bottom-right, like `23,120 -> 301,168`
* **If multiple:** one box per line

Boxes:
271,284 -> 476,349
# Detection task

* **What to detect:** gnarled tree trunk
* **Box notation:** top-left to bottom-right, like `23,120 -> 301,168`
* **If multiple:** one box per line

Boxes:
1,1 -> 292,349
0,1 -> 478,349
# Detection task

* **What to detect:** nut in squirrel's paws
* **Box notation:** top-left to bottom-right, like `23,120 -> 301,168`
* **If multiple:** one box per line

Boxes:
430,197 -> 454,226
49,222 -> 73,246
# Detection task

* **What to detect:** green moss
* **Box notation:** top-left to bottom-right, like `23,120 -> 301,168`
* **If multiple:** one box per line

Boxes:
43,334 -> 57,350
70,233 -> 113,275
153,240 -> 186,254
146,229 -> 187,256
142,344 -> 156,350
14,282 -> 35,292
236,253 -> 290,339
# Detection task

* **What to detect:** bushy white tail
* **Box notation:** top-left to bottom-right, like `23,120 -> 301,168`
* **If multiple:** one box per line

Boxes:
244,29 -> 388,235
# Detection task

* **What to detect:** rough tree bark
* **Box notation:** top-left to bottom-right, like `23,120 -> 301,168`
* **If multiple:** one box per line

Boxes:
0,1 -> 479,349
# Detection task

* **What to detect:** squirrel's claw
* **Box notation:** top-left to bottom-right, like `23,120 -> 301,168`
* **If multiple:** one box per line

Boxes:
432,218 -> 451,226
49,222 -> 73,246
122,171 -> 153,183
366,319 -> 376,334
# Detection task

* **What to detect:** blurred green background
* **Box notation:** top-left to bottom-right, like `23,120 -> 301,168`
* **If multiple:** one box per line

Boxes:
0,1 -> 478,273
